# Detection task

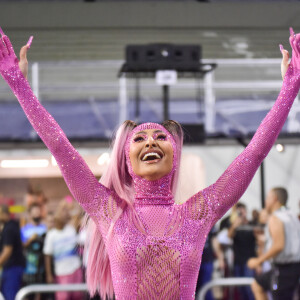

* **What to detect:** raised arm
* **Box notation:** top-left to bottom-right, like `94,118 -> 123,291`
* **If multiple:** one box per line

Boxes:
185,29 -> 300,225
0,31 -> 113,219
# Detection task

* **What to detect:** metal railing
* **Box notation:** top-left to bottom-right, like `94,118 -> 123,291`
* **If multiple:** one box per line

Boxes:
196,277 -> 254,300
15,278 -> 254,300
15,283 -> 88,300
15,278 -> 255,300
15,276 -> 300,300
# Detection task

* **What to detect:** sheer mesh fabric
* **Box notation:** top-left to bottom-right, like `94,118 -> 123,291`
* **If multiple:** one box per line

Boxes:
2,63 -> 300,299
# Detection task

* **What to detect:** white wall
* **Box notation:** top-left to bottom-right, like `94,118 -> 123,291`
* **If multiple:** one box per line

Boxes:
183,144 -> 300,215
0,143 -> 299,217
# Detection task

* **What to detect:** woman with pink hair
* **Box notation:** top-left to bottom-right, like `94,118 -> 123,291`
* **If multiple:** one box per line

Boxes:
0,28 -> 299,299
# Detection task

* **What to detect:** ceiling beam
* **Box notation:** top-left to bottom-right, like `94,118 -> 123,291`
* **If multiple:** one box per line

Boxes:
1,2 -> 300,30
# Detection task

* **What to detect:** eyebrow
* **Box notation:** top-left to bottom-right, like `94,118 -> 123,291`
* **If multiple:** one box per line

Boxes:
134,130 -> 164,135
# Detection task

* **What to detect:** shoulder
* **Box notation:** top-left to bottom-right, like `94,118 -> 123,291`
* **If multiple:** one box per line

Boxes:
5,220 -> 19,231
268,214 -> 284,234
45,228 -> 57,238
269,214 -> 283,225
21,223 -> 32,232
65,224 -> 76,232
184,190 -> 212,220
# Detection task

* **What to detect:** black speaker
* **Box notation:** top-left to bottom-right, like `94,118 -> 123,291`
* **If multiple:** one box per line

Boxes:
125,44 -> 201,72
182,123 -> 205,144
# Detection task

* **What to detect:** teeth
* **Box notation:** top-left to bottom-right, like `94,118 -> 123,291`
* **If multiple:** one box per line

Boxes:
142,152 -> 161,161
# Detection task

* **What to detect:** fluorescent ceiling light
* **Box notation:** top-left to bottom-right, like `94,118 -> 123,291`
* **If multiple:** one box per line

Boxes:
1,159 -> 49,168
51,156 -> 58,166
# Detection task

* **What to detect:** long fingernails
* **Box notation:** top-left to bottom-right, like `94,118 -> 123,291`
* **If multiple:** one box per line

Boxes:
279,44 -> 284,52
290,27 -> 295,37
0,27 -> 4,36
26,36 -> 33,48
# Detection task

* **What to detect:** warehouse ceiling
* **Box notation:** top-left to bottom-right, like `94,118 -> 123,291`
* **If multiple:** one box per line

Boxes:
1,27 -> 293,61
1,1 -> 299,61
1,1 -> 300,145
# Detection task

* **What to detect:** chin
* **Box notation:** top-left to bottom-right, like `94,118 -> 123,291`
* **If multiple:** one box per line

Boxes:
144,174 -> 163,181
133,158 -> 173,180
139,168 -> 170,181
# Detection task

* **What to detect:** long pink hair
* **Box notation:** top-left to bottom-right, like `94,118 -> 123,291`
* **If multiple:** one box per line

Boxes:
84,120 -> 183,298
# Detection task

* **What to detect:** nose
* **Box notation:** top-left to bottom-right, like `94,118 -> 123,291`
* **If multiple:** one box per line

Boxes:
145,136 -> 157,148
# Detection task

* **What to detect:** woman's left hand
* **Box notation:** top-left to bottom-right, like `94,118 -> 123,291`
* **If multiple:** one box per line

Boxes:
279,27 -> 300,80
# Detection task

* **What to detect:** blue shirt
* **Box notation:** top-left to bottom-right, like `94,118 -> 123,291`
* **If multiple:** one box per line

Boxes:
21,223 -> 47,243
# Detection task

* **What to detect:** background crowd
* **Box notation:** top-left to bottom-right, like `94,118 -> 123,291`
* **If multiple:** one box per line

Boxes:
0,187 -> 299,300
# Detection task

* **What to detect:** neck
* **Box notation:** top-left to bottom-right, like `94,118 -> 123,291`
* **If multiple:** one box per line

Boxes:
55,222 -> 66,230
2,218 -> 9,224
272,203 -> 284,213
133,174 -> 174,206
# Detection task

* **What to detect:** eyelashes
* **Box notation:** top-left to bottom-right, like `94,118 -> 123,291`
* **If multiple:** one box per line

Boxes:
133,135 -> 146,142
155,134 -> 167,141
132,133 -> 168,143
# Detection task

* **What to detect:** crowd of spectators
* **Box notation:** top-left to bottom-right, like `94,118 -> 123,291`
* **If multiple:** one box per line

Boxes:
0,190 -> 89,300
196,188 -> 300,300
0,187 -> 299,300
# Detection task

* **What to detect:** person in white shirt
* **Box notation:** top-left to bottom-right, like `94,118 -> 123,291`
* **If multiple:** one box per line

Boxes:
248,187 -> 300,300
43,201 -> 83,300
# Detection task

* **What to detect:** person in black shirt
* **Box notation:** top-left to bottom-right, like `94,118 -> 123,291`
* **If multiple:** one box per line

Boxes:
196,226 -> 225,300
228,202 -> 256,300
0,204 -> 25,300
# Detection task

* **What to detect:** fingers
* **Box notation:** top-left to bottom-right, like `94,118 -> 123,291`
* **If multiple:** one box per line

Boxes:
289,27 -> 300,58
279,44 -> 284,52
0,38 -> 7,60
295,34 -> 300,53
289,27 -> 296,48
280,44 -> 290,80
280,44 -> 290,62
19,37 -> 33,63
2,35 -> 14,56
0,28 -> 32,63
26,36 -> 33,49
290,27 -> 295,38
289,38 -> 298,58
19,45 -> 28,63
0,28 -> 10,59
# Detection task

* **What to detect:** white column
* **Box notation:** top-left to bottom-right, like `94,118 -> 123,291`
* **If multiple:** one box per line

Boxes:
32,62 -> 39,100
204,71 -> 216,133
119,74 -> 128,124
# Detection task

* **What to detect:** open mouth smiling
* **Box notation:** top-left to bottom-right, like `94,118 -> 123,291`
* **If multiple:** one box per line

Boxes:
140,150 -> 164,163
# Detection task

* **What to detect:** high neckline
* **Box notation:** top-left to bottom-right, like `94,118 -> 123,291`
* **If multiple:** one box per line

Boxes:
132,175 -> 174,206
134,196 -> 174,206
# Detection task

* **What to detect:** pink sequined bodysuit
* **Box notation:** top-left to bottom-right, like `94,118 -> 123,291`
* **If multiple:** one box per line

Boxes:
1,43 -> 300,299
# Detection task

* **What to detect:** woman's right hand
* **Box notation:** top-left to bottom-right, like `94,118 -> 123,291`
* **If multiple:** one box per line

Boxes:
0,28 -> 32,79
18,44 -> 30,79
